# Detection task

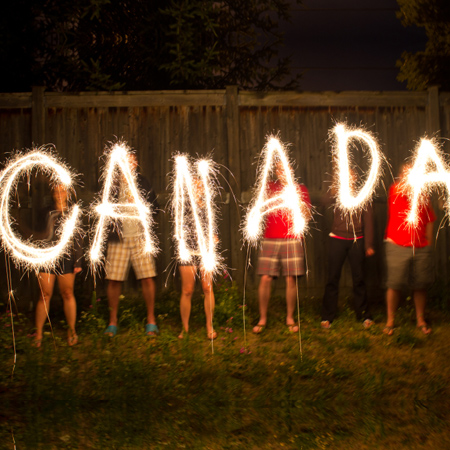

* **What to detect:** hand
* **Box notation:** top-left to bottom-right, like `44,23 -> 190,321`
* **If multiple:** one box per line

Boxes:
366,248 -> 375,257
74,267 -> 82,274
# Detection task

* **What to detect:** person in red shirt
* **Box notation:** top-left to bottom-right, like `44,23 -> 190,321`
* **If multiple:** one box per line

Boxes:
253,162 -> 311,334
384,164 -> 436,335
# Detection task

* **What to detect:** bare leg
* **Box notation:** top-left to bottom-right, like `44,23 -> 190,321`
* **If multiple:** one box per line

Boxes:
179,266 -> 197,337
35,273 -> 56,346
106,279 -> 123,327
201,270 -> 216,338
385,288 -> 401,333
57,273 -> 78,345
254,275 -> 272,332
414,289 -> 431,333
285,275 -> 299,331
141,277 -> 156,325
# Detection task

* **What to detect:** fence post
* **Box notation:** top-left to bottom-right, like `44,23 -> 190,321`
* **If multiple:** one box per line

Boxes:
31,86 -> 46,145
226,86 -> 243,281
426,86 -> 440,137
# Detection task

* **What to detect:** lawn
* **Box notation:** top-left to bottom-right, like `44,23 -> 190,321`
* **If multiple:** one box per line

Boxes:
1,279 -> 450,449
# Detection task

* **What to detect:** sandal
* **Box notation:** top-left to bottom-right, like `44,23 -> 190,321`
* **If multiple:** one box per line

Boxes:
207,330 -> 218,340
68,333 -> 78,346
321,320 -> 331,330
145,324 -> 159,337
417,324 -> 432,335
33,338 -> 42,348
252,324 -> 266,334
383,325 -> 395,336
287,323 -> 299,333
363,319 -> 374,330
104,325 -> 118,337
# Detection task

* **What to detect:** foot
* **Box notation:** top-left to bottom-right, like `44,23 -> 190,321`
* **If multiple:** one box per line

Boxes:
178,328 -> 188,339
383,325 -> 394,336
321,320 -> 331,330
207,330 -> 218,340
33,337 -> 42,348
67,332 -> 78,346
145,323 -> 159,337
252,323 -> 266,334
417,323 -> 432,335
286,323 -> 299,333
363,319 -> 374,330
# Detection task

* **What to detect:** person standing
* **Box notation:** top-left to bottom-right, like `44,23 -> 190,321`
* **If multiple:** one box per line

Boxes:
253,162 -> 311,334
104,153 -> 159,337
383,164 -> 436,336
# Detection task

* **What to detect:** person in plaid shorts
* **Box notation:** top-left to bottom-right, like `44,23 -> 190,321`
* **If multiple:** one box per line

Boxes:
253,162 -> 312,334
104,154 -> 159,337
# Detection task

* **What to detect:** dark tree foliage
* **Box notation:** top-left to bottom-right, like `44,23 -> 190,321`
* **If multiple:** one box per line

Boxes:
396,0 -> 450,90
0,0 -> 300,92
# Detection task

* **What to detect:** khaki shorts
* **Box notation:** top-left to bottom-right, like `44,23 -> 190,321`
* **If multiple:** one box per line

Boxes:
257,239 -> 305,277
105,237 -> 157,281
385,241 -> 434,290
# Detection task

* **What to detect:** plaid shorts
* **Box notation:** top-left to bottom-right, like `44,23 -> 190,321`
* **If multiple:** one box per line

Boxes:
257,239 -> 305,277
105,237 -> 157,281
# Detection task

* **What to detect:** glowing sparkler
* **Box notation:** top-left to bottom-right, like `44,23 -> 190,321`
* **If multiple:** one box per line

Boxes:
332,123 -> 383,212
89,142 -> 158,271
404,138 -> 450,226
244,136 -> 308,245
0,148 -> 80,272
172,154 -> 221,275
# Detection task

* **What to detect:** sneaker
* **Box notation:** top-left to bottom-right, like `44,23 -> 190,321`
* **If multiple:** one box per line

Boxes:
363,319 -> 374,329
321,320 -> 331,329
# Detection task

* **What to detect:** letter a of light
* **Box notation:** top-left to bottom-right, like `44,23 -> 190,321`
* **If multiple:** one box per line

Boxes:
0,149 -> 80,272
90,143 -> 157,270
173,155 -> 220,275
405,138 -> 450,226
332,123 -> 382,212
244,136 -> 308,245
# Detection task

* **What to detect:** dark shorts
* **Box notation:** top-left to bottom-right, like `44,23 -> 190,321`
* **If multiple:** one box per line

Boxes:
41,254 -> 74,275
385,241 -> 434,290
257,239 -> 305,277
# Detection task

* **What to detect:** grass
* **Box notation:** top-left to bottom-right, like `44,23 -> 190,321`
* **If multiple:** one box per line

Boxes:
1,280 -> 450,449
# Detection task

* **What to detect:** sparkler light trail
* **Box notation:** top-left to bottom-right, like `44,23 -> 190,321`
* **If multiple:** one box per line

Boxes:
244,135 -> 309,245
0,148 -> 80,272
172,154 -> 221,275
89,142 -> 158,271
404,138 -> 450,226
331,123 -> 383,212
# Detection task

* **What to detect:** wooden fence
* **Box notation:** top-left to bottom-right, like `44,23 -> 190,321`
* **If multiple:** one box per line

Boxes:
1,86 -> 450,309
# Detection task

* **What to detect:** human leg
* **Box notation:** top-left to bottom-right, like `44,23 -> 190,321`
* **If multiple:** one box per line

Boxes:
141,277 -> 156,330
57,273 -> 78,345
414,289 -> 431,334
201,270 -> 216,339
35,273 -> 56,346
385,288 -> 401,334
254,274 -> 272,332
106,280 -> 123,329
322,237 -> 349,323
285,275 -> 299,332
179,265 -> 197,337
348,238 -> 370,321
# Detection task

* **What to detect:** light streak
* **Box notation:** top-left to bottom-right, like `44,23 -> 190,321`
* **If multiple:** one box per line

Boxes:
404,138 -> 450,226
0,148 -> 80,272
172,154 -> 221,275
332,123 -> 383,212
244,135 -> 308,245
89,142 -> 158,271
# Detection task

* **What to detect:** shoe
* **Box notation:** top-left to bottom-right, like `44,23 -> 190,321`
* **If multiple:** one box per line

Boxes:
417,324 -> 431,335
321,320 -> 331,329
383,325 -> 394,336
287,323 -> 299,333
252,324 -> 266,334
104,325 -> 118,337
363,319 -> 374,329
207,330 -> 218,340
145,323 -> 159,336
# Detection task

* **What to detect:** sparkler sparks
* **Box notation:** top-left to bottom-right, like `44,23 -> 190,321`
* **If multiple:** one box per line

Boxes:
404,138 -> 450,226
89,142 -> 158,271
331,123 -> 383,212
0,148 -> 80,272
244,136 -> 308,245
172,154 -> 221,275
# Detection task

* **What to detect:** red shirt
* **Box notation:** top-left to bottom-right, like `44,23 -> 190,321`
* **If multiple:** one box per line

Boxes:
385,182 -> 436,248
264,181 -> 311,239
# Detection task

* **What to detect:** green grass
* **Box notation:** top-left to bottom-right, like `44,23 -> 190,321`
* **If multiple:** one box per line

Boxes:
1,283 -> 450,449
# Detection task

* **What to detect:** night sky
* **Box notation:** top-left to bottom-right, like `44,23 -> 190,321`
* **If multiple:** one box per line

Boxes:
281,0 -> 427,91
